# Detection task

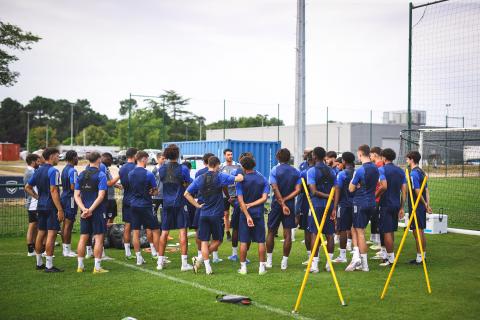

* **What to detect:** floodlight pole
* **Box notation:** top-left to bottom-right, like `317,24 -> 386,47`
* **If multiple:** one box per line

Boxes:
70,103 -> 74,147
407,2 -> 413,151
277,103 -> 280,143
26,112 -> 31,152
294,0 -> 306,167
128,93 -> 132,147
223,99 -> 226,140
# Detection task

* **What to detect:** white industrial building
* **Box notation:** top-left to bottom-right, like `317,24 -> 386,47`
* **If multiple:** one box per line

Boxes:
206,122 -> 408,157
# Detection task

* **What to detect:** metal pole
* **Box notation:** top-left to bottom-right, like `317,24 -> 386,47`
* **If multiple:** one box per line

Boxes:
326,107 -> 329,150
223,99 -> 226,140
83,129 -> 86,146
128,93 -> 132,147
277,103 -> 280,142
407,2 -> 413,151
370,109 -> 373,147
26,112 -> 30,152
445,115 -> 448,177
162,96 -> 166,145
199,121 -> 202,140
462,117 -> 465,177
294,0 -> 306,167
70,103 -> 73,147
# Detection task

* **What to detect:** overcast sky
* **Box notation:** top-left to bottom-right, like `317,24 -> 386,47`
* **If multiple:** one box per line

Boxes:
0,0 -> 419,125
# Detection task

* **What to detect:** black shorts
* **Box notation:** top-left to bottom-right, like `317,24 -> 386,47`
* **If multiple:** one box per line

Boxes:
28,210 -> 38,223
106,199 -> 117,220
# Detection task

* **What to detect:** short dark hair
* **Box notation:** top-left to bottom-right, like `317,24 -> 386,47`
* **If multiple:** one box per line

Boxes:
156,152 -> 163,158
65,150 -> 77,162
371,146 -> 382,155
358,144 -> 370,156
163,144 -> 180,160
406,150 -> 421,164
208,156 -> 221,167
306,151 -> 314,163
326,151 -> 337,159
341,151 -> 355,164
240,156 -> 256,170
126,147 -> 138,159
276,148 -> 291,163
336,157 -> 343,163
312,147 -> 326,161
183,161 -> 192,170
25,153 -> 40,165
87,151 -> 101,163
136,151 -> 149,161
381,148 -> 396,161
239,152 -> 253,162
42,147 -> 60,161
223,148 -> 233,155
202,153 -> 215,164
102,152 -> 113,160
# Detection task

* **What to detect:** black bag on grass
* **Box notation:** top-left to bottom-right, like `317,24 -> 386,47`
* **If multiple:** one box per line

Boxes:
216,295 -> 252,306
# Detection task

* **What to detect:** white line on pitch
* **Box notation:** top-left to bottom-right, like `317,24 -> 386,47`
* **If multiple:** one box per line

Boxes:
111,259 -> 316,320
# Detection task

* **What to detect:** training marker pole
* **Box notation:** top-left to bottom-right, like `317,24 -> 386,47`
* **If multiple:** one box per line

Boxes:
406,168 -> 432,293
293,180 -> 344,313
380,173 -> 428,299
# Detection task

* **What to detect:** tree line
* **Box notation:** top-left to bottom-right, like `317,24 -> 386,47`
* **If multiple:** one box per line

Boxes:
0,91 -> 284,151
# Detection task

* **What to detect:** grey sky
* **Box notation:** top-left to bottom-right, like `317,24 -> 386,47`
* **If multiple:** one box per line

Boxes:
1,0 -> 416,125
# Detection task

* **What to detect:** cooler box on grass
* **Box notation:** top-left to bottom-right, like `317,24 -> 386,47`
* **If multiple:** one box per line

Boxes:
403,213 -> 448,234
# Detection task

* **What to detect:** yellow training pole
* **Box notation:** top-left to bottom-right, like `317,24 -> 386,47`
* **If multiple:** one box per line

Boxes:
406,168 -> 432,294
292,179 -> 344,313
380,173 -> 428,299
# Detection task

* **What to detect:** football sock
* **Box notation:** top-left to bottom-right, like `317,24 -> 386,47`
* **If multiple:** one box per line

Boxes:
94,258 -> 101,270
339,249 -> 347,259
36,253 -> 43,266
232,247 -> 238,256
46,256 -> 53,269
204,259 -> 212,273
149,243 -> 157,257
78,257 -> 84,269
267,253 -> 273,264
212,251 -> 219,260
124,243 -> 131,256
181,255 -> 188,267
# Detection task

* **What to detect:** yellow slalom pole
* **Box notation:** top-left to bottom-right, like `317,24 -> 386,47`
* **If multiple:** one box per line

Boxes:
292,179 -> 344,313
406,168 -> 432,294
380,172 -> 428,299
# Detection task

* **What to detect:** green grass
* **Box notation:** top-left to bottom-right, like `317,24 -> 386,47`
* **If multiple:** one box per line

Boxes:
1,230 -> 479,320
428,177 -> 480,229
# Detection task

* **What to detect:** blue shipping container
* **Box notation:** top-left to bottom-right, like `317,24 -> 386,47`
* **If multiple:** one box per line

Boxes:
162,140 -> 281,178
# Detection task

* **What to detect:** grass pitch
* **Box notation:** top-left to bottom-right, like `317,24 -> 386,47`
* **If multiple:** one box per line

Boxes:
0,229 -> 479,320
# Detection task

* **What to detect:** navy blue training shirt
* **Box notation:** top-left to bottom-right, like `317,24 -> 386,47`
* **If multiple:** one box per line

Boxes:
306,162 -> 337,207
335,165 -> 355,207
269,163 -> 301,205
351,162 -> 379,207
61,164 -> 77,201
119,162 -> 137,206
28,164 -> 61,211
75,167 -> 108,214
379,163 -> 407,208
159,161 -> 192,208
236,171 -> 270,218
128,166 -> 157,208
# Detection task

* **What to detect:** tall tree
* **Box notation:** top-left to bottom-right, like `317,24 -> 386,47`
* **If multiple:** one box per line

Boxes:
0,98 -> 26,145
160,90 -> 190,121
0,21 -> 41,86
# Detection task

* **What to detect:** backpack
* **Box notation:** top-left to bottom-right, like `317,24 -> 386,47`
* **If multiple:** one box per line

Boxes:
315,163 -> 334,193
81,167 -> 99,193
201,171 -> 222,198
163,162 -> 183,185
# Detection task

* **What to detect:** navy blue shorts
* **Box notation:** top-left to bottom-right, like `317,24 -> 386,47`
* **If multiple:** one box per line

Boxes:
37,209 -> 60,231
352,205 -> 375,229
61,197 -> 77,221
191,207 -> 201,229
161,206 -> 188,231
268,201 -> 296,230
336,206 -> 353,232
80,211 -> 106,235
307,206 -> 335,235
410,206 -> 427,230
122,203 -> 131,223
379,206 -> 399,233
131,206 -> 160,230
186,203 -> 196,228
230,202 -> 241,230
198,215 -> 224,241
296,194 -> 310,230
239,214 -> 265,243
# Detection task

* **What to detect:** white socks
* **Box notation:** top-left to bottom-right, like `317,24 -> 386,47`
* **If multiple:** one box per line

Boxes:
124,243 -> 131,257
181,255 -> 188,267
339,249 -> 347,260
94,258 -> 101,270
232,247 -> 238,256
36,253 -> 43,266
306,250 -> 311,259
360,253 -> 368,269
46,256 -> 53,269
380,247 -> 387,259
204,259 -> 212,274
78,257 -> 84,269
197,250 -> 202,258
352,247 -> 360,261
212,251 -> 219,260
259,262 -> 266,273
149,243 -> 157,257
240,261 -> 247,272
157,256 -> 164,267
416,252 -> 426,263
135,251 -> 142,264
312,257 -> 319,269
347,239 -> 352,249
266,253 -> 273,265
86,246 -> 93,256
